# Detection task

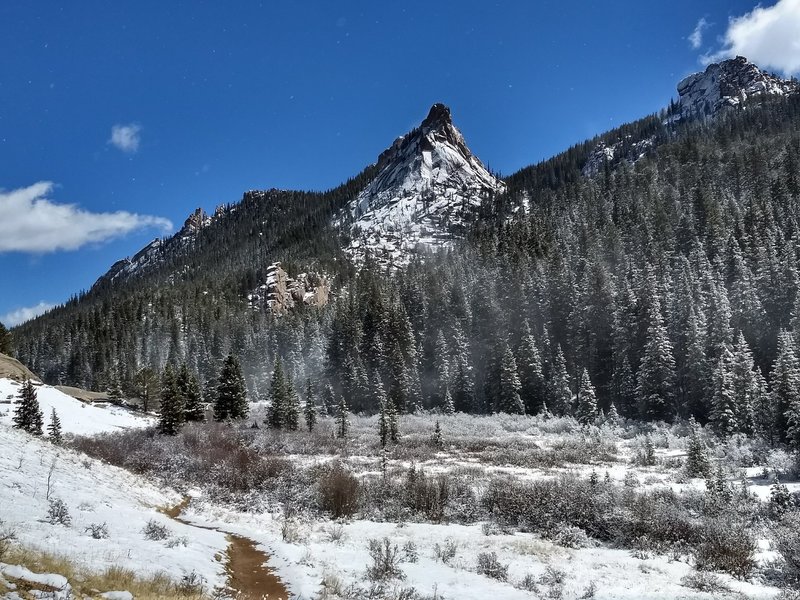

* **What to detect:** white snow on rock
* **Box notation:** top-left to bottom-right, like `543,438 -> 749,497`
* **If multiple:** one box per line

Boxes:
0,426 -> 227,592
677,55 -> 798,120
342,103 -> 505,267
0,379 -> 153,436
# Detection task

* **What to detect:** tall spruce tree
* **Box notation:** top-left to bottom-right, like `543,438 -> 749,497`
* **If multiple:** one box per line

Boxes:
0,321 -> 11,355
336,393 -> 349,439
709,347 -> 737,437
770,330 -> 800,443
214,354 -> 248,421
267,357 -> 288,429
576,368 -> 598,426
548,345 -> 572,415
636,297 -> 676,422
517,321 -> 546,414
13,379 -> 43,436
178,363 -> 205,422
304,380 -> 317,432
158,363 -> 185,435
497,344 -> 524,414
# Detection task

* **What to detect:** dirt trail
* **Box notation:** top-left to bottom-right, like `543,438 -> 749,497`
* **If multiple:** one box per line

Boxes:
162,498 -> 289,599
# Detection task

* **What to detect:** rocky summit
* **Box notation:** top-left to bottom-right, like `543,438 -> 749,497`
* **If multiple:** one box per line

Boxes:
343,103 -> 505,267
677,55 -> 798,120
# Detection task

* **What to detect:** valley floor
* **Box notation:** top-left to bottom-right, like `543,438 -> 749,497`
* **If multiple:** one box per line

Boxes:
1,379 -> 798,599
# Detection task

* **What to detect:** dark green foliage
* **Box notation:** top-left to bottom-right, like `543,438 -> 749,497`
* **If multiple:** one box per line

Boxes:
214,354 -> 248,421
0,321 -> 12,355
158,363 -> 185,435
179,363 -> 205,422
13,379 -> 43,436
47,408 -> 62,444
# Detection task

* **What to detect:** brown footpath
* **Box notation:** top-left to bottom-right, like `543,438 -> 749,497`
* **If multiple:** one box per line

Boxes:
162,497 -> 290,599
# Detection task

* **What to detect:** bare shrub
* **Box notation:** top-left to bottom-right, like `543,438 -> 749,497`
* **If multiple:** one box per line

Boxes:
84,522 -> 109,539
142,519 -> 171,541
402,540 -> 418,563
318,462 -> 360,519
476,551 -> 508,581
324,523 -> 346,544
694,518 -> 756,578
365,538 -> 405,582
680,571 -> 729,594
0,521 -> 17,560
433,538 -> 458,564
47,497 -> 71,526
774,513 -> 800,583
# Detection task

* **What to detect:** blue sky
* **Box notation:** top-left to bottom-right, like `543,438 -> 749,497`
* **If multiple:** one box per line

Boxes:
1,0 -> 797,325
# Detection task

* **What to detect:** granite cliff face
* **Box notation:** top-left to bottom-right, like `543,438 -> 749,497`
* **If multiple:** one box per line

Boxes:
677,56 -> 798,119
247,263 -> 329,315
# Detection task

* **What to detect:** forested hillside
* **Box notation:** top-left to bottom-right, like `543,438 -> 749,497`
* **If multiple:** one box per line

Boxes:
12,88 -> 800,446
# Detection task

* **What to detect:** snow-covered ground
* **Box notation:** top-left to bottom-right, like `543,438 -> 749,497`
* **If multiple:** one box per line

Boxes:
0,426 -> 227,595
0,378 -> 153,436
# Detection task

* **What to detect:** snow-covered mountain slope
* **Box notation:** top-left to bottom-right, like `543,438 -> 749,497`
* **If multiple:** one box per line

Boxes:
343,103 -> 505,266
0,426 -> 226,590
677,56 -> 798,120
93,206 -> 221,288
0,379 -> 153,435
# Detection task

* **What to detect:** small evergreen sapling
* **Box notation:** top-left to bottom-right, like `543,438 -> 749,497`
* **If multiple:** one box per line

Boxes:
47,408 -> 62,444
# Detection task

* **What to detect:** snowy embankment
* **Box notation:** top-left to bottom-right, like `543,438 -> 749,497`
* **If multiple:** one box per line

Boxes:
0,426 -> 227,593
0,378 -> 153,435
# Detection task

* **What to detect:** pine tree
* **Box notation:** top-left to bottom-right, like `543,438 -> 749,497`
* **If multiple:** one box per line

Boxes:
179,363 -> 205,422
267,357 -> 288,429
771,330 -> 800,444
606,402 -> 620,426
284,376 -> 301,431
451,357 -> 474,413
432,420 -> 443,449
434,330 -> 450,406
0,321 -> 12,355
47,408 -> 62,444
304,380 -> 317,432
709,347 -> 738,437
497,344 -> 524,414
336,394 -> 349,439
158,363 -> 185,435
442,386 -> 455,414
636,297 -> 676,422
214,354 -> 248,421
730,332 -> 757,434
321,383 -> 336,416
107,374 -> 124,403
379,400 -> 388,448
13,379 -> 43,436
517,321 -> 546,414
387,398 -> 399,443
576,368 -> 598,426
686,417 -> 711,478
548,345 -> 572,415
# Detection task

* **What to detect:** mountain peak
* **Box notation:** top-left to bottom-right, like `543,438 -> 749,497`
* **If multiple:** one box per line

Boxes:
422,103 -> 452,129
676,56 -> 798,119
343,104 -> 504,267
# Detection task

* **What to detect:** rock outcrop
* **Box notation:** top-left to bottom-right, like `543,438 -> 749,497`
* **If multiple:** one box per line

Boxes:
248,263 -> 330,315
677,56 -> 798,120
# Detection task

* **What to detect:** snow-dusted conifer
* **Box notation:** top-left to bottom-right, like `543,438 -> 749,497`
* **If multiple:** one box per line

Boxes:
498,344 -> 524,414
576,368 -> 598,426
548,345 -> 572,416
214,354 -> 248,421
636,296 -> 676,421
158,363 -> 185,435
47,408 -> 62,444
13,379 -> 43,436
709,347 -> 737,437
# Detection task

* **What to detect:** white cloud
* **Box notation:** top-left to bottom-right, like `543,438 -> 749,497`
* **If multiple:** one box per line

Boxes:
688,17 -> 709,50
1,302 -> 56,327
703,0 -> 800,75
0,182 -> 173,253
109,123 -> 142,153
